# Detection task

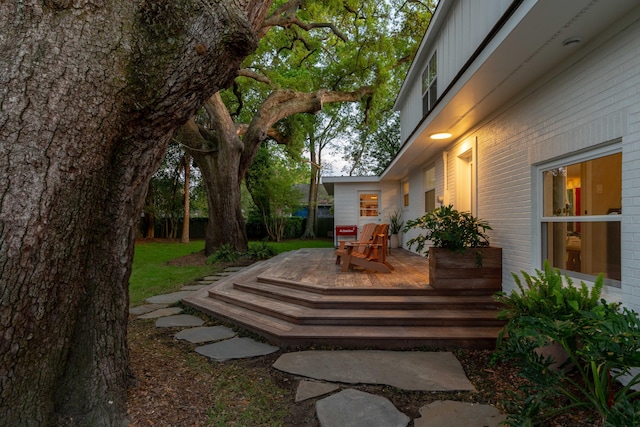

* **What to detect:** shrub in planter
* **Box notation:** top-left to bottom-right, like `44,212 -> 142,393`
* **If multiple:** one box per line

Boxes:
403,205 -> 499,289
403,204 -> 492,257
493,262 -> 640,425
388,209 -> 404,249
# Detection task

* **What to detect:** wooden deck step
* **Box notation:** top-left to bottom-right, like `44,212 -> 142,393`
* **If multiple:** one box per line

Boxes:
186,293 -> 502,349
208,285 -> 503,327
220,281 -> 502,310
256,276 -> 497,296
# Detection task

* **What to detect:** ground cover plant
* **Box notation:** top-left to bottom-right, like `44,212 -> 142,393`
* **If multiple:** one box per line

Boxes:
494,262 -> 640,425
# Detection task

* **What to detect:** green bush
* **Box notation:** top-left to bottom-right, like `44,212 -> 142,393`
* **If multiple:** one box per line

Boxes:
246,241 -> 277,260
403,204 -> 491,256
494,260 -> 603,322
493,262 -> 640,425
284,216 -> 303,239
206,244 -> 239,264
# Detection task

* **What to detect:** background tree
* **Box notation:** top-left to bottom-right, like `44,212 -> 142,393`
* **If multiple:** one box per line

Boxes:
301,107 -> 351,238
149,142 -> 189,239
178,0 -> 432,255
180,152 -> 192,243
343,109 -> 402,176
246,142 -> 307,241
0,1 -> 272,425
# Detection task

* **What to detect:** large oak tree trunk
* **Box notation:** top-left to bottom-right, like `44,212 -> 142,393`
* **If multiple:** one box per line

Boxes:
0,1 -> 268,425
180,88 -> 373,255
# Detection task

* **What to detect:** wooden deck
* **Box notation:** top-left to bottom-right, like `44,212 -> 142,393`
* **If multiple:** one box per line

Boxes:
184,248 -> 505,349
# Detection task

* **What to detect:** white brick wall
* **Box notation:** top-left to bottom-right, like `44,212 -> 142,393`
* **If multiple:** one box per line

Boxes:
461,14 -> 640,309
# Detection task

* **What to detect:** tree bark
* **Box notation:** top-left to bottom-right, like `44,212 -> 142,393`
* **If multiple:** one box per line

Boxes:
0,1 -> 265,425
181,153 -> 191,244
302,148 -> 320,239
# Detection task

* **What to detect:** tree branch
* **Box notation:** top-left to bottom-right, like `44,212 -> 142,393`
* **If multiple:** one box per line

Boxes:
236,123 -> 290,145
260,0 -> 348,42
239,86 -> 373,173
238,68 -> 272,85
174,118 -> 218,153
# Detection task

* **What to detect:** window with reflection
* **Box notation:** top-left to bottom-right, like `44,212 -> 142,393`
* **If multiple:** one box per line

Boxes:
424,165 -> 436,212
541,151 -> 621,286
359,193 -> 379,217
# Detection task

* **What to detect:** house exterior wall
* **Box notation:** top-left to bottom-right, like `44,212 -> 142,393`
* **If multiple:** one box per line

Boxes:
423,10 -> 640,308
332,181 -> 402,239
399,0 -> 512,142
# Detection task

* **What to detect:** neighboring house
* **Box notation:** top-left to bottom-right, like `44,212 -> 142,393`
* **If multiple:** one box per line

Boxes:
323,0 -> 640,310
292,183 -> 334,219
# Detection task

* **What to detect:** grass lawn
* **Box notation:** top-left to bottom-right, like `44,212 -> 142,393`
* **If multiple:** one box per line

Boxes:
129,240 -> 217,306
129,238 -> 334,306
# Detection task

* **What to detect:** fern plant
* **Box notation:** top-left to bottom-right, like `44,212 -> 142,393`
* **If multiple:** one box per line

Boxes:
494,260 -> 603,322
492,262 -> 640,425
206,243 -> 239,264
246,241 -> 276,260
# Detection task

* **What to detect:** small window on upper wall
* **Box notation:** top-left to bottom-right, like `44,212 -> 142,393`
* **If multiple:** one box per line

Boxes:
422,52 -> 437,115
424,165 -> 436,212
403,181 -> 410,207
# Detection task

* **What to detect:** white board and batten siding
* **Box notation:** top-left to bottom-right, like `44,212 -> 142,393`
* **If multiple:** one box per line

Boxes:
398,0 -> 513,143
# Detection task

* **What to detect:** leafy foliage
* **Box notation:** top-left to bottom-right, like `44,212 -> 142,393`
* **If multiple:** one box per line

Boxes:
388,208 -> 404,235
494,260 -> 603,321
246,241 -> 278,260
493,263 -> 640,425
403,204 -> 492,256
206,244 -> 240,264
245,143 -> 306,241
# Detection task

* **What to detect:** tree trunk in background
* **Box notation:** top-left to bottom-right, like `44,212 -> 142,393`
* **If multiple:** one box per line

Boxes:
302,150 -> 320,239
179,88 -> 372,254
0,1 -> 268,425
144,182 -> 156,239
181,153 -> 191,243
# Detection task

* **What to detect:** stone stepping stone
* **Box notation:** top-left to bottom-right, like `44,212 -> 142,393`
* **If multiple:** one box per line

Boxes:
175,326 -> 237,344
202,276 -> 221,281
145,290 -> 196,304
195,337 -> 279,361
181,284 -> 208,291
414,400 -> 506,427
129,303 -> 169,315
223,266 -> 245,272
138,307 -> 183,319
295,380 -> 339,402
273,350 -> 474,391
616,366 -> 640,391
155,314 -> 204,328
316,389 -> 410,427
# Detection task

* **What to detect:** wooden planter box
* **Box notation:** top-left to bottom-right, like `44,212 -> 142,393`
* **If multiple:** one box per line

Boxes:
428,247 -> 502,290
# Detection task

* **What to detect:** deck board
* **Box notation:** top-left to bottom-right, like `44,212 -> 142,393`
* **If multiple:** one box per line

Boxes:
266,248 -> 430,289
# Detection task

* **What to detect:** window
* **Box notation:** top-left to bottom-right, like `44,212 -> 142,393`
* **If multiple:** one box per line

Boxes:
422,52 -> 437,115
424,165 -> 436,212
402,181 -> 410,207
359,193 -> 379,217
540,150 -> 621,286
